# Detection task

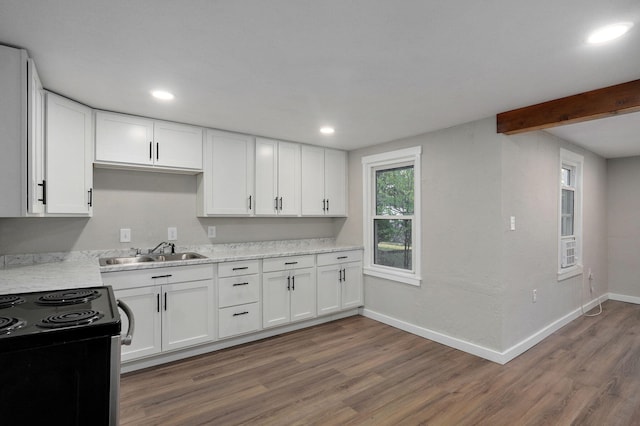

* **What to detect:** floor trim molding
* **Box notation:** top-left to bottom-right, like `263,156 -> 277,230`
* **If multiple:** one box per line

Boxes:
362,294 -> 610,365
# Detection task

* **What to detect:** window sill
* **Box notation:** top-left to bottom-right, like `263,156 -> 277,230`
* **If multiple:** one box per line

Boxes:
558,264 -> 583,282
363,266 -> 421,286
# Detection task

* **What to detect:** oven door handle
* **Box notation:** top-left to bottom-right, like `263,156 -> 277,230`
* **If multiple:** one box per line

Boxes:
117,299 -> 135,346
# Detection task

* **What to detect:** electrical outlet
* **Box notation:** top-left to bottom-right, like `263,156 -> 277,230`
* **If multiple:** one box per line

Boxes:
208,226 -> 216,238
167,227 -> 178,241
510,216 -> 516,231
120,228 -> 131,243
532,289 -> 537,303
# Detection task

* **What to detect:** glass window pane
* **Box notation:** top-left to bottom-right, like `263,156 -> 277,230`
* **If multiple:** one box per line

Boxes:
374,219 -> 412,270
561,168 -> 571,186
376,166 -> 414,216
561,189 -> 574,236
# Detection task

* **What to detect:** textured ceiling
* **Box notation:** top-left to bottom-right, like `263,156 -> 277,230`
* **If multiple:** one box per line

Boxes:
0,0 -> 638,153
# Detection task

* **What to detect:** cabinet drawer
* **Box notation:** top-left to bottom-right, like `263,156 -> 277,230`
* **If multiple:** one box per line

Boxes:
262,255 -> 315,272
101,264 -> 213,291
218,275 -> 260,308
219,303 -> 260,338
317,250 -> 363,266
218,260 -> 260,277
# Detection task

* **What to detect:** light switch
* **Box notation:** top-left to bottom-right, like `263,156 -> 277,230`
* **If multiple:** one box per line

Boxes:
120,228 -> 131,243
208,226 -> 216,238
510,216 -> 516,231
168,227 -> 178,241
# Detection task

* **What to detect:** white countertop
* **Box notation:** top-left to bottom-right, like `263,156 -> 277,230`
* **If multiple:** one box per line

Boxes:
0,239 -> 363,294
0,259 -> 103,295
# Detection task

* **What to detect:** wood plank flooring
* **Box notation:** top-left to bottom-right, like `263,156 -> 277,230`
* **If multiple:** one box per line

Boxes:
120,300 -> 640,425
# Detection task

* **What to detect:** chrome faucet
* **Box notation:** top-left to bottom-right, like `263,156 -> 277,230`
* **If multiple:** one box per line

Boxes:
148,241 -> 175,254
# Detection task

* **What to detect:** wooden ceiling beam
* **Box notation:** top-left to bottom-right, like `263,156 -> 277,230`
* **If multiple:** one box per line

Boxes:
496,79 -> 640,135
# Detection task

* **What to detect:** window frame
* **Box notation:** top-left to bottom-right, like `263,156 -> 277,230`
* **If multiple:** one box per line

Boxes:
558,148 -> 583,281
362,146 -> 422,286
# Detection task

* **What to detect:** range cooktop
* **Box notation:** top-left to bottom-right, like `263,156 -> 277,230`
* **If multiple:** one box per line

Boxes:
0,286 -> 121,351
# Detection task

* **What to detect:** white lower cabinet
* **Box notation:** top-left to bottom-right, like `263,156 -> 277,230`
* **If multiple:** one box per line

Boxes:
262,255 -> 316,328
217,260 -> 261,339
105,264 -> 215,362
317,250 -> 364,316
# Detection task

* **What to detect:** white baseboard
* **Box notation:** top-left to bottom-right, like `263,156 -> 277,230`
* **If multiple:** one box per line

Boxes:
362,294 -> 610,365
608,292 -> 640,305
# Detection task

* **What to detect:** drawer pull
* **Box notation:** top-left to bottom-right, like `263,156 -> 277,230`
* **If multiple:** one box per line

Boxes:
233,282 -> 249,287
337,256 -> 348,259
232,266 -> 249,271
233,311 -> 249,317
152,274 -> 173,279
284,261 -> 298,265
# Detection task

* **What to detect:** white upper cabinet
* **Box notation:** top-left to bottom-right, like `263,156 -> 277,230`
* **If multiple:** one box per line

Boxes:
254,138 -> 301,216
94,111 -> 203,173
197,130 -> 255,216
44,92 -> 94,216
27,58 -> 45,216
301,146 -> 347,216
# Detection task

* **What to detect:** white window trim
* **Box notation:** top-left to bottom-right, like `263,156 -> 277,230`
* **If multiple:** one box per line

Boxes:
362,146 -> 422,286
558,148 -> 583,281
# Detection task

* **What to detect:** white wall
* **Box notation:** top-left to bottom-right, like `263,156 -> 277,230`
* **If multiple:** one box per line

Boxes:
607,156 -> 640,299
0,168 -> 340,255
337,116 -> 608,354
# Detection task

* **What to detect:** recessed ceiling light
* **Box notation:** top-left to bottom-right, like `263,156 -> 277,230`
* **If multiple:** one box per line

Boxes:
320,126 -> 335,135
151,90 -> 175,100
587,22 -> 633,44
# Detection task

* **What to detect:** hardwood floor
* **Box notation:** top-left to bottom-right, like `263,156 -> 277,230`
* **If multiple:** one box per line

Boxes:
120,300 -> 640,425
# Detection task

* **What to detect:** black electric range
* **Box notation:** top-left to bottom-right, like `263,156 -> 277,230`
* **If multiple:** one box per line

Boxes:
0,286 -> 124,426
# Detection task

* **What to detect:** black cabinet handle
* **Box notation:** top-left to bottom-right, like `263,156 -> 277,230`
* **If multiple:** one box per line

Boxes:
292,275 -> 295,291
156,142 -> 159,160
342,268 -> 346,282
338,269 -> 342,282
287,275 -> 291,290
279,197 -> 283,210
233,311 -> 249,317
326,199 -> 329,212
285,261 -> 298,265
249,195 -> 252,210
233,282 -> 249,287
88,188 -> 93,207
275,197 -> 279,210
156,293 -> 160,313
323,199 -> 326,211
38,180 -> 47,205
151,274 -> 173,279
232,266 -> 248,271
337,256 -> 348,260
164,292 -> 167,311
149,142 -> 152,160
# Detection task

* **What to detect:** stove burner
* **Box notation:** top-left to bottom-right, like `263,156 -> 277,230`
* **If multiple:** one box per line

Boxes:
0,295 -> 26,309
36,289 -> 101,306
0,316 -> 26,334
37,310 -> 104,329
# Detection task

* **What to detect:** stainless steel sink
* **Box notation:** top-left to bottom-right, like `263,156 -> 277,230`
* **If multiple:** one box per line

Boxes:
99,252 -> 207,266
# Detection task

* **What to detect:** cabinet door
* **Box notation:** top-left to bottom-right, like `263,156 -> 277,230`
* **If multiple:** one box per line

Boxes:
342,262 -> 363,309
290,267 -> 316,322
162,280 -> 215,351
262,271 -> 290,328
27,59 -> 44,215
324,149 -> 347,216
277,141 -> 301,216
301,145 -> 325,216
44,93 -> 93,216
205,131 -> 254,215
116,287 -> 162,362
95,111 -> 153,166
317,264 -> 341,316
255,138 -> 279,215
153,121 -> 203,170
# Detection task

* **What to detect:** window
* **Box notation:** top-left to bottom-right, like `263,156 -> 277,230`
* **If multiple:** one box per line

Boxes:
362,147 -> 421,286
558,149 -> 583,280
